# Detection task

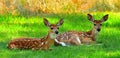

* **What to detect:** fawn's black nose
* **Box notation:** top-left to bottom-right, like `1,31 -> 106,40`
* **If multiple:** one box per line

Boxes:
55,31 -> 59,34
97,28 -> 101,32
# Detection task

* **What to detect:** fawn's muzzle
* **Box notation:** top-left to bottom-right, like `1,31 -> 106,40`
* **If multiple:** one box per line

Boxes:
55,31 -> 59,34
97,28 -> 101,32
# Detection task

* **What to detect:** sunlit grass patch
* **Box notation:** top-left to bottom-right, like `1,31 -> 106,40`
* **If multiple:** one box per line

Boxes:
0,12 -> 120,58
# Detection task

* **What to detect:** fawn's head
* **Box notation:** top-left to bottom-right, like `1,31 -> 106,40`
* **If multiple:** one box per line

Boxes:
88,14 -> 108,32
44,18 -> 64,38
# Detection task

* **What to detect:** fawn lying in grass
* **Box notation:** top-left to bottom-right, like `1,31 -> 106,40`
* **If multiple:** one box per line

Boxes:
8,18 -> 64,50
55,14 -> 108,46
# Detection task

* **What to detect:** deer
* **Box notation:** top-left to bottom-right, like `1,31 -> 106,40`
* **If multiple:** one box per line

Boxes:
54,14 -> 108,46
8,18 -> 64,50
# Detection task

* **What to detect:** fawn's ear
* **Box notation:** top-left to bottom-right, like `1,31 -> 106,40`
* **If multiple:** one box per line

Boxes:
43,18 -> 50,26
57,18 -> 64,26
87,14 -> 94,22
101,14 -> 108,22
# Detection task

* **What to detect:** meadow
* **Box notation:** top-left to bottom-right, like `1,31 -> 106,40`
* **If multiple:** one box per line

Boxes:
0,12 -> 120,58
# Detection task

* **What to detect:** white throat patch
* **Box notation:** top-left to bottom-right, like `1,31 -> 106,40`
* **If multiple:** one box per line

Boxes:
50,33 -> 57,39
94,29 -> 99,34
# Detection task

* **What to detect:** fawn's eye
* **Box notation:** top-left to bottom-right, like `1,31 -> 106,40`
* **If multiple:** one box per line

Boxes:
51,28 -> 53,30
100,24 -> 102,26
94,24 -> 96,26
57,28 -> 59,29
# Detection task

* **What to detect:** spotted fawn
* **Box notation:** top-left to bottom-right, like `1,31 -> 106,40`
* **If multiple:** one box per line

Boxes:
55,14 -> 108,46
8,18 -> 64,50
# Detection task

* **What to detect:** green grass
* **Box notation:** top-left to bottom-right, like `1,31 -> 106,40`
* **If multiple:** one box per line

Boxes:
0,12 -> 120,58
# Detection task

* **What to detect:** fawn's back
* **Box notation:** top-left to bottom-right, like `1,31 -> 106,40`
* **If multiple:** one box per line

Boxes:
8,38 -> 46,50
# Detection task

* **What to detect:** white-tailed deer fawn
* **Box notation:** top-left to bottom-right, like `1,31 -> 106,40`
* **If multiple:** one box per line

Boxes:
55,14 -> 108,46
8,18 -> 64,50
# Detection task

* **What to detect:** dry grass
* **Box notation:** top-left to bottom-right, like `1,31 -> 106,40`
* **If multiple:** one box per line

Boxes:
0,0 -> 120,16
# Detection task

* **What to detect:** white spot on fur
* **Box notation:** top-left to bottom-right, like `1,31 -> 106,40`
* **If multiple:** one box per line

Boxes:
10,44 -> 16,49
76,36 -> 81,44
61,38 -> 63,40
81,34 -> 84,36
41,42 -> 44,45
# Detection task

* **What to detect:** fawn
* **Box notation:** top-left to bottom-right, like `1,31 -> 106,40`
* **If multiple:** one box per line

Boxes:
8,18 -> 64,50
55,14 -> 108,46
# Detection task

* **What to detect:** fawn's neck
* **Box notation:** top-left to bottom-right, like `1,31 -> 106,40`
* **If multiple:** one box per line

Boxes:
86,27 -> 99,41
45,32 -> 57,45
